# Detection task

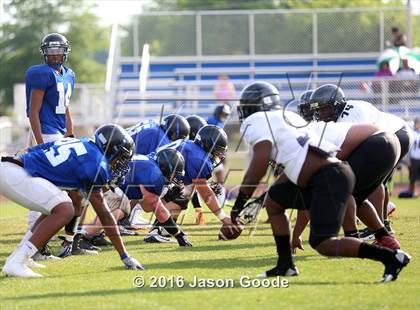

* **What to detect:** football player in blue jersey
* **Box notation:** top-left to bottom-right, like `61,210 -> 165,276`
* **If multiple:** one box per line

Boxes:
26,33 -> 75,144
0,124 -> 144,278
82,149 -> 192,246
207,104 -> 231,129
145,125 -> 238,242
126,114 -> 190,155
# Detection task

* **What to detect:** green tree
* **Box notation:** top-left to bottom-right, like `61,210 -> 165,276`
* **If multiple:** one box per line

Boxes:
0,0 -> 109,115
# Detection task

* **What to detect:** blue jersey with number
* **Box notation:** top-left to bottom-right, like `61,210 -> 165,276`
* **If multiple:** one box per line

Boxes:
118,155 -> 166,200
156,140 -> 213,185
126,120 -> 170,155
25,64 -> 75,135
207,116 -> 225,129
20,137 -> 110,191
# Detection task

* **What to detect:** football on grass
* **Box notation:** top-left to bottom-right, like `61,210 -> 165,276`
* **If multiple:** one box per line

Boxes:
218,223 -> 244,240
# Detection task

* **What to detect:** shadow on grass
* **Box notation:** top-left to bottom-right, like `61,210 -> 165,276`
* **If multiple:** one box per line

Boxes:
0,238 -> 21,245
2,278 -> 375,302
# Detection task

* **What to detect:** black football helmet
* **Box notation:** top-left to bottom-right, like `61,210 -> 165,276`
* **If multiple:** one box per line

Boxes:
194,125 -> 228,167
154,148 -> 185,184
297,90 -> 314,122
94,124 -> 134,183
161,114 -> 190,141
213,104 -> 231,121
186,115 -> 207,140
238,81 -> 281,122
309,84 -> 347,122
40,33 -> 71,68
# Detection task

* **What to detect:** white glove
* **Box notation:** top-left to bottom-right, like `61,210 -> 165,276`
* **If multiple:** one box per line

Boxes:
122,255 -> 145,270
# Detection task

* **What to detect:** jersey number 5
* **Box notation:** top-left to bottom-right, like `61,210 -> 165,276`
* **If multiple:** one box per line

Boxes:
45,139 -> 87,167
56,82 -> 72,114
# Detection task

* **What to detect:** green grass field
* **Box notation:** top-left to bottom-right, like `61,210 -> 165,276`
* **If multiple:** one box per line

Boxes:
0,197 -> 419,310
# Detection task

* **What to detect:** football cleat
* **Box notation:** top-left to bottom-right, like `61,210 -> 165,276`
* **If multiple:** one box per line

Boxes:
71,234 -> 99,255
2,262 -> 43,278
175,232 -> 193,247
58,238 -> 73,258
32,245 -> 61,261
257,265 -> 299,278
359,227 -> 375,241
373,235 -> 400,250
119,226 -> 139,236
26,258 -> 46,269
381,250 -> 411,283
89,233 -> 112,247
144,228 -> 175,243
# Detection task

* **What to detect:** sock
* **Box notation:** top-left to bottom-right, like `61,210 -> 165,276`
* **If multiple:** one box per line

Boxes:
160,217 -> 179,236
65,216 -> 80,235
357,242 -> 394,265
274,235 -> 293,266
373,227 -> 390,239
344,230 -> 359,238
13,241 -> 38,262
191,192 -> 202,209
152,218 -> 160,228
17,230 -> 33,248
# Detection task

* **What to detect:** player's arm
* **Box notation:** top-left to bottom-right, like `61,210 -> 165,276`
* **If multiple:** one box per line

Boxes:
292,210 -> 310,253
193,178 -> 231,225
88,189 -> 144,269
64,107 -> 74,137
28,89 -> 45,144
231,140 -> 272,223
88,190 -> 126,255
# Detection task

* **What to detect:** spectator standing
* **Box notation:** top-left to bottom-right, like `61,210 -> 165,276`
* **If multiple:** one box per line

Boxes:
387,27 -> 407,47
213,74 -> 236,106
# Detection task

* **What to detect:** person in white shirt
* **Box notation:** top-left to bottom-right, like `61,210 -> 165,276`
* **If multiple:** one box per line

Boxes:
306,84 -> 413,234
230,81 -> 410,283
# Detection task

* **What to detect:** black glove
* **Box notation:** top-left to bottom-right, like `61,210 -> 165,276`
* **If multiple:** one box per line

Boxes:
164,184 -> 184,202
209,181 -> 223,196
175,231 -> 193,247
231,190 -> 250,224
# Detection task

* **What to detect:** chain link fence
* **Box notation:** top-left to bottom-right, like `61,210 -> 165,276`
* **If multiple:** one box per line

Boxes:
120,7 -> 410,56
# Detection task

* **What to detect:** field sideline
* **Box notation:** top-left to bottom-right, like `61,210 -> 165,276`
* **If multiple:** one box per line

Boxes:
0,197 -> 419,309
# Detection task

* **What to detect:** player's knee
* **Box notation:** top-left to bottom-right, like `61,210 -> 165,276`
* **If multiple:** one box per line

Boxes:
309,233 -> 331,250
265,194 -> 285,215
52,202 -> 74,220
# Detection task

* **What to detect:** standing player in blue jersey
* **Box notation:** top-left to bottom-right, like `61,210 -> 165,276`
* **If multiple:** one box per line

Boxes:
0,124 -> 144,278
26,33 -> 75,144
145,125 -> 238,242
126,114 -> 190,155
